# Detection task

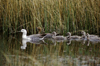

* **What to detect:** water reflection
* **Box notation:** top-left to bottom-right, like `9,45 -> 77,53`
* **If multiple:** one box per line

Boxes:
1,35 -> 100,66
66,38 -> 87,45
21,37 -> 100,50
44,38 -> 69,46
21,39 -> 46,49
86,39 -> 100,46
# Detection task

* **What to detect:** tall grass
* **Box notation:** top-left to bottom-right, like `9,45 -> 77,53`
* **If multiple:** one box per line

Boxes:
0,0 -> 100,35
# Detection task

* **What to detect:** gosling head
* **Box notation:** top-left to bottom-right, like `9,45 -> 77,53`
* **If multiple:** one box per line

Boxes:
36,27 -> 42,34
66,32 -> 71,40
52,31 -> 57,36
86,33 -> 90,39
81,31 -> 86,35
67,32 -> 71,36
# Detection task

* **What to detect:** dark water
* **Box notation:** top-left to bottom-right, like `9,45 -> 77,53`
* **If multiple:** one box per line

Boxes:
0,34 -> 100,66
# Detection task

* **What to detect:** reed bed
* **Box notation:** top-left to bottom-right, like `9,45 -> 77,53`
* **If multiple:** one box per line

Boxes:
0,0 -> 100,35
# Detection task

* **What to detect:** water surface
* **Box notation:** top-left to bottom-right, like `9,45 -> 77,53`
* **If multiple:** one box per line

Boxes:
0,34 -> 100,66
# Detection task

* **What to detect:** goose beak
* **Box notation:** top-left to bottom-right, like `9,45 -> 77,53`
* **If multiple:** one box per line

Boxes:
17,31 -> 21,32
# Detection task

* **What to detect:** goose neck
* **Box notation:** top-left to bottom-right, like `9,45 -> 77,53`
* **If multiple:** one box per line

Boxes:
22,34 -> 27,39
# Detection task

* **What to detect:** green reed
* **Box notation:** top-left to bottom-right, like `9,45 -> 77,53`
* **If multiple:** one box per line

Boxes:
0,0 -> 100,35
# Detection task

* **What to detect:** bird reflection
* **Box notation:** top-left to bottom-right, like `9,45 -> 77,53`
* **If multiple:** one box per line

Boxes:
66,39 -> 71,45
87,39 -> 90,46
53,40 -> 67,46
44,38 -> 68,46
86,33 -> 100,45
21,39 -> 46,50
80,38 -> 87,45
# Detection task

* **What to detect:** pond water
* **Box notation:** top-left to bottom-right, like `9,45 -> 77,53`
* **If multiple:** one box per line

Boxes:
0,34 -> 100,66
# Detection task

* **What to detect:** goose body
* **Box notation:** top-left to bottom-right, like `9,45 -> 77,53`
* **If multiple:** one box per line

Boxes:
44,33 -> 54,38
52,32 -> 67,40
67,32 -> 81,40
87,33 -> 100,42
44,31 -> 61,38
21,29 -> 45,40
89,34 -> 98,38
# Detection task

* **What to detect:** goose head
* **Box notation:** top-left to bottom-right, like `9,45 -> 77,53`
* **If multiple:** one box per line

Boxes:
21,29 -> 27,35
21,29 -> 29,39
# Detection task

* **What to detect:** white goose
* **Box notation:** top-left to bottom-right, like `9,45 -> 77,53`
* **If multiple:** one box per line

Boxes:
21,29 -> 46,40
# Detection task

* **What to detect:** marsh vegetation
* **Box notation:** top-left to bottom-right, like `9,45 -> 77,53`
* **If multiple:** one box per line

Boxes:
0,0 -> 100,35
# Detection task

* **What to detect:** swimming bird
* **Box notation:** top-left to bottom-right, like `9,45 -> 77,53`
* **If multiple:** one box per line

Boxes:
81,31 -> 98,38
81,31 -> 87,39
21,29 -> 46,40
43,31 -> 62,38
44,32 -> 55,38
36,27 -> 42,34
67,32 -> 81,40
52,31 -> 67,40
36,27 -> 54,38
88,33 -> 98,38
87,33 -> 100,42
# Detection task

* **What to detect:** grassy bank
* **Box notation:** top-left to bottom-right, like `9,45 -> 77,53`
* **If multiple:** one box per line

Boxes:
0,0 -> 100,35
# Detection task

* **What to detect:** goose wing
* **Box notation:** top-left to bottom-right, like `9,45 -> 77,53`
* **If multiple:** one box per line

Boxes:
28,34 -> 46,38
